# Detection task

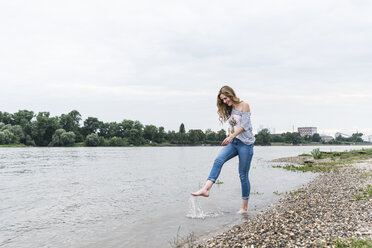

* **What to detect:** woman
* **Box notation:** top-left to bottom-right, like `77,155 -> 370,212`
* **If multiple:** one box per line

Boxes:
191,86 -> 255,214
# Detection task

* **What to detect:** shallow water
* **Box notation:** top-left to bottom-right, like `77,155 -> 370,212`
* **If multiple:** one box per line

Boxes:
0,145 -> 369,248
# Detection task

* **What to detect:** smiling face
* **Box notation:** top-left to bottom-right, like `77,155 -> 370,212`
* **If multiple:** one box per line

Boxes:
220,93 -> 233,106
217,85 -> 240,123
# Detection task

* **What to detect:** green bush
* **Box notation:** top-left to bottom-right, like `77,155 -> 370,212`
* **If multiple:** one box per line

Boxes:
85,133 -> 100,146
49,129 -> 76,146
311,148 -> 322,159
0,130 -> 15,144
108,136 -> 129,146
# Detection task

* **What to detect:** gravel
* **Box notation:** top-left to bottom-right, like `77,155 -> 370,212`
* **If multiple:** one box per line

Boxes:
195,160 -> 372,248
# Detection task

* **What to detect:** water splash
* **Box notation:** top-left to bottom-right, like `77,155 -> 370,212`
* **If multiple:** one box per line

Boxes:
186,197 -> 225,219
186,196 -> 206,219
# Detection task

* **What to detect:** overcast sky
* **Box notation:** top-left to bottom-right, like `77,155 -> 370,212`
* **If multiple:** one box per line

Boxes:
1,0 -> 371,136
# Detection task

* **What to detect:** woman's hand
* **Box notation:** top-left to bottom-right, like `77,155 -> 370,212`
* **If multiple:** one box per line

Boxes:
221,136 -> 233,146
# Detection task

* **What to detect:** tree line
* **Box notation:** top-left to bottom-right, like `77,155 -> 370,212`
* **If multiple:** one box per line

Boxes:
1,110 -> 366,147
0,110 -> 227,147
255,128 -> 366,145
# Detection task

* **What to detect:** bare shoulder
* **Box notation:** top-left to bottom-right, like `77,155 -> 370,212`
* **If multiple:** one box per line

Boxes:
241,102 -> 251,112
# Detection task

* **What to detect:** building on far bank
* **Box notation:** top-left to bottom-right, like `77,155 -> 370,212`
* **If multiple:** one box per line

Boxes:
335,132 -> 351,138
320,135 -> 334,142
298,127 -> 317,137
362,135 -> 372,143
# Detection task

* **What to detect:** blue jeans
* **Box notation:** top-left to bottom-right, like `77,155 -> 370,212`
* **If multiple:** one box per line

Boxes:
207,138 -> 254,200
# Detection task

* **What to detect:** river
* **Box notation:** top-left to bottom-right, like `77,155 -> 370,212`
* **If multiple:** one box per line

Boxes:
0,145 -> 369,248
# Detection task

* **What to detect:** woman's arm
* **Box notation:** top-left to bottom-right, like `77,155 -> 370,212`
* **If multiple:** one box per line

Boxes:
221,126 -> 244,146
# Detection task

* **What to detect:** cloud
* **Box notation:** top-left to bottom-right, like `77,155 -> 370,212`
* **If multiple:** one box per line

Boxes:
0,0 -> 371,134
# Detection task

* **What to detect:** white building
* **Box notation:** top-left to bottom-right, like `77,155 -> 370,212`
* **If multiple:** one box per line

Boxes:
362,135 -> 372,142
335,132 -> 351,138
298,127 -> 317,137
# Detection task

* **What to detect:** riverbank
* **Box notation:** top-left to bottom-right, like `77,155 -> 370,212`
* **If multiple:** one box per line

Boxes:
194,153 -> 372,247
1,142 -> 371,148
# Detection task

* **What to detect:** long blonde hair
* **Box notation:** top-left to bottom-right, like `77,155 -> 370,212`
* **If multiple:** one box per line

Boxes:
217,85 -> 241,123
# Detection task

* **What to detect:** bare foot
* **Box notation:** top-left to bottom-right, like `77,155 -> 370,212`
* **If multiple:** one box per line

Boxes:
237,208 -> 248,214
190,189 -> 209,197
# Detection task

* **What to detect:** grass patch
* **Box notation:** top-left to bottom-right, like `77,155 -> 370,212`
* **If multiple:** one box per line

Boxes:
274,148 -> 372,174
316,148 -> 372,161
272,164 -> 339,173
215,180 -> 224,185
332,238 -> 372,248
289,188 -> 304,195
311,148 -> 322,159
169,227 -> 196,248
298,153 -> 311,156
355,184 -> 372,200
360,171 -> 372,179
273,191 -> 284,195
0,144 -> 29,147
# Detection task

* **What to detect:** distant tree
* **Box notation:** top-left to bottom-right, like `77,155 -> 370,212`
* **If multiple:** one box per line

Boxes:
281,132 -> 303,145
144,125 -> 158,141
0,111 -> 13,125
82,117 -> 102,137
303,135 -> 312,142
255,128 -> 271,145
108,136 -> 129,146
0,124 -> 22,144
31,112 -> 61,146
291,132 -> 302,145
187,129 -> 205,144
128,129 -> 145,145
335,134 -> 345,142
205,129 -> 216,142
216,129 -> 227,141
13,110 -> 34,124
311,133 -> 321,142
98,122 -> 110,138
10,125 -> 24,144
25,135 -> 36,146
121,119 -> 134,137
59,110 -> 82,141
350,132 -> 363,143
0,129 -> 15,144
85,133 -> 100,146
282,132 -> 293,144
271,134 -> 284,143
49,129 -> 76,146
179,123 -> 185,133
156,126 -> 166,143
13,110 -> 34,138
59,114 -> 74,132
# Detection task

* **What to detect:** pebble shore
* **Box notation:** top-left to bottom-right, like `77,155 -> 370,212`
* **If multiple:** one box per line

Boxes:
195,160 -> 372,248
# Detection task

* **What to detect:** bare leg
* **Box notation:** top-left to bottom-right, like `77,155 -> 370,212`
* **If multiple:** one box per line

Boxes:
237,199 -> 248,214
190,180 -> 214,197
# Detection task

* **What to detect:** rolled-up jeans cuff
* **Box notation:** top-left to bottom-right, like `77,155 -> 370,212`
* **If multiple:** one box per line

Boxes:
207,178 -> 216,183
242,197 -> 249,200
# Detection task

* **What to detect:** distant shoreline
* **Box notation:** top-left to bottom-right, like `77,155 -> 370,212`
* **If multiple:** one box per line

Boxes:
1,143 -> 371,148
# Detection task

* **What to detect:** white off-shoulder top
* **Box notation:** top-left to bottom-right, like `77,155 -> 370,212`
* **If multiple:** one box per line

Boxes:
228,108 -> 255,145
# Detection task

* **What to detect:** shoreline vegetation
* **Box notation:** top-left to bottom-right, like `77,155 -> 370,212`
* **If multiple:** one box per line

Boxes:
0,110 -> 370,148
2,142 -> 372,148
177,148 -> 372,248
